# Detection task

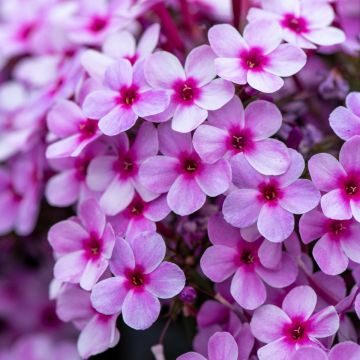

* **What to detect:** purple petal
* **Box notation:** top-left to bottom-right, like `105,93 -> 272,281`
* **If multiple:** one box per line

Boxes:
329,106 -> 360,141
81,50 -> 113,81
321,189 -> 352,220
329,342 -> 360,360
48,220 -> 87,253
104,59 -> 133,90
131,122 -> 159,160
145,51 -> 185,89
103,31 -> 136,59
308,153 -> 346,192
313,234 -> 349,275
172,104 -> 208,133
339,136 -> 360,174
109,237 -> 135,276
208,212 -> 242,247
231,267 -> 266,310
292,347 -> 328,360
79,199 -> 105,237
303,27 -> 345,46
146,261 -> 185,298
230,154 -> 265,188
91,277 -> 127,315
80,257 -> 109,291
133,90 -> 170,117
86,155 -> 116,191
265,44 -> 306,77
99,106 -> 138,136
158,122 -> 193,156
258,204 -> 294,243
244,100 -> 282,140
257,337 -> 293,360
214,58 -> 247,85
258,240 -> 282,269
208,24 -> 247,57
167,175 -> 206,215
54,251 -> 87,283
282,285 -> 317,321
250,305 -> 290,343
129,231 -> 165,273
299,209 -> 327,244
308,306 -> 339,338
341,223 -> 360,263
223,189 -> 262,228
246,139 -> 290,176
46,135 -> 82,159
207,332 -> 238,360
277,149 -> 305,187
177,353 -> 206,360
195,79 -> 234,111
137,23 -> 160,58
247,70 -> 284,93
122,289 -> 160,330
196,160 -> 231,197
185,45 -> 216,86
139,156 -> 178,193
200,245 -> 238,282
83,90 -> 117,119
144,195 -> 171,221
346,92 -> 360,116
193,125 -> 228,163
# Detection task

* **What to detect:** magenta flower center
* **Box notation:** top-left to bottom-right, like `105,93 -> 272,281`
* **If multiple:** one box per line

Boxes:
130,271 -> 145,287
114,155 -> 137,178
131,201 -> 144,216
232,135 -> 245,150
240,48 -> 267,71
262,185 -> 278,201
181,84 -> 194,101
18,23 -> 35,40
79,119 -> 98,138
183,159 -> 198,173
240,249 -> 256,265
345,181 -> 358,196
173,78 -> 199,104
119,86 -> 138,107
330,220 -> 347,235
283,319 -> 308,343
89,16 -> 108,32
281,14 -> 308,34
290,324 -> 305,340
125,54 -> 139,65
85,235 -> 102,258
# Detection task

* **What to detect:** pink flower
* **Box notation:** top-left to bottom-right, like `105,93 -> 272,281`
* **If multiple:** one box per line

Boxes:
48,199 -> 115,290
86,122 -> 159,215
308,136 -> 360,222
177,332 -> 239,360
139,123 -> 231,215
330,92 -> 360,140
208,20 -> 306,93
56,284 -> 120,358
200,213 -> 297,310
82,24 -> 160,81
82,60 -> 169,135
144,45 -> 234,132
223,150 -> 320,242
109,194 -> 170,239
247,0 -> 345,49
251,286 -> 339,360
45,142 -> 106,207
46,100 -> 102,158
300,207 -> 360,275
90,231 -> 185,330
193,96 -> 290,175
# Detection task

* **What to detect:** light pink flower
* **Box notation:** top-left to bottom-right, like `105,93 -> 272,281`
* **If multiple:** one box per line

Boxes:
48,199 -> 115,290
193,96 -> 290,175
46,100 -> 102,158
82,24 -> 160,81
247,0 -> 345,49
251,286 -> 339,360
86,122 -> 159,215
200,213 -> 297,310
208,20 -> 307,93
144,45 -> 234,132
223,150 -> 320,242
177,332 -> 239,360
56,284 -> 120,359
300,208 -> 360,275
329,92 -> 360,140
308,136 -> 360,222
91,232 -> 185,330
83,59 -> 169,135
139,123 -> 232,215
109,194 -> 170,239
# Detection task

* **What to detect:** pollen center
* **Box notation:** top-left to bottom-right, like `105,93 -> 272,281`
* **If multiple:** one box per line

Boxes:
232,135 -> 245,150
240,250 -> 255,265
291,325 -> 305,340
131,272 -> 144,287
181,84 -> 194,101
183,159 -> 198,173
345,182 -> 358,195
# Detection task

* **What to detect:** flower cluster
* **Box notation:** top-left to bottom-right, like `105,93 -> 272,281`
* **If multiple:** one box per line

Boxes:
0,0 -> 359,359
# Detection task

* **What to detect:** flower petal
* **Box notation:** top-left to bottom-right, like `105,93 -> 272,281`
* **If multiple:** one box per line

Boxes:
329,106 -> 360,141
99,106 -> 138,136
172,104 -> 208,133
207,332 -> 238,360
79,199 -> 106,237
321,189 -> 352,220
133,90 -> 170,117
339,136 -> 360,174
308,306 -> 339,338
83,90 -> 117,119
304,27 -> 345,46
110,237 -> 135,276
214,58 -> 247,85
104,59 -> 133,90
299,209 -> 327,244
247,71 -> 284,93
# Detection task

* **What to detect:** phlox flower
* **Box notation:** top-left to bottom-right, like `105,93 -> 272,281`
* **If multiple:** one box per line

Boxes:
330,92 -> 360,140
48,199 -> 115,290
300,208 -> 360,275
144,45 -> 234,132
91,231 -> 185,330
194,300 -> 254,360
200,213 -> 298,310
308,136 -> 360,222
193,96 -> 290,175
177,332 -> 239,360
139,123 -> 231,216
109,194 -> 170,239
82,24 -> 160,81
83,60 -> 169,136
251,286 -> 339,360
45,142 -> 107,208
223,150 -> 320,242
46,100 -> 102,158
208,19 -> 306,93
86,122 -> 158,215
56,284 -> 120,359
247,0 -> 345,49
